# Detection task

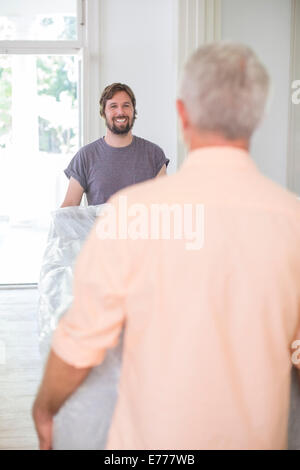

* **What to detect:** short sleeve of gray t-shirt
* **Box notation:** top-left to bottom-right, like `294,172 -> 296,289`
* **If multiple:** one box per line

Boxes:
64,136 -> 170,205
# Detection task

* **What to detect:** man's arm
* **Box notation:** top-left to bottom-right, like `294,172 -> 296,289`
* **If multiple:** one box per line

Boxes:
156,164 -> 167,178
33,202 -> 127,449
60,177 -> 85,208
32,350 -> 91,450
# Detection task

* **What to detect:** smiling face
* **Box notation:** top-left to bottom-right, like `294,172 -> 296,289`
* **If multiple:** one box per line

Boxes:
104,91 -> 135,135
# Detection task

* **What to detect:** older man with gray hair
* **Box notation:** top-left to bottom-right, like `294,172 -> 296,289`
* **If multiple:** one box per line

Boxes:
33,42 -> 300,450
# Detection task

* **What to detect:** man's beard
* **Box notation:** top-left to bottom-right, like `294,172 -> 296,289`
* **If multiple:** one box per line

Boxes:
105,116 -> 135,135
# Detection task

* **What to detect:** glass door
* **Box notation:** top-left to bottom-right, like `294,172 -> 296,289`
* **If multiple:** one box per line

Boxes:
0,0 -> 82,284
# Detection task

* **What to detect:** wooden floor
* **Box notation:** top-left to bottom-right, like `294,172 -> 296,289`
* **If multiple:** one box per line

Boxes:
0,287 -> 299,450
0,288 -> 42,450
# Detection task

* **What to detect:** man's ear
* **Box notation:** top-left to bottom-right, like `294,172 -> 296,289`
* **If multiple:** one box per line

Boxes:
176,99 -> 189,131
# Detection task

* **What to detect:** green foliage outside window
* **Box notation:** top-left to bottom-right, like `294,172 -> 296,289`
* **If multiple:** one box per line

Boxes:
37,56 -> 77,104
37,55 -> 78,154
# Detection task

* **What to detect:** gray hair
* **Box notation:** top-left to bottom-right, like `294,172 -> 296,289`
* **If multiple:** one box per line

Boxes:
178,42 -> 270,140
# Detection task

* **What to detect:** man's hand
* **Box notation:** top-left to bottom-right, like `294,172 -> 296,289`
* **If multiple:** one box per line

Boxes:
32,403 -> 54,450
156,164 -> 167,177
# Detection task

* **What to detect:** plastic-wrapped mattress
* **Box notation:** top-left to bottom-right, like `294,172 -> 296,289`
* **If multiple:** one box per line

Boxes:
38,205 -> 122,450
288,367 -> 300,450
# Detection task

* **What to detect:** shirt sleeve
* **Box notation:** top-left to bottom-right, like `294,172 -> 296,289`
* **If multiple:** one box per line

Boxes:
51,203 -> 127,368
64,150 -> 88,191
154,146 -> 170,175
292,217 -> 300,370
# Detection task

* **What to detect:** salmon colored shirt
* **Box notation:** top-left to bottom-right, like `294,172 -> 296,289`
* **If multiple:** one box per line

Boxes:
52,147 -> 300,450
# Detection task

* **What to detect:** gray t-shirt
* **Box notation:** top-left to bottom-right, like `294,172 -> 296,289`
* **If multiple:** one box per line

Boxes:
64,136 -> 170,205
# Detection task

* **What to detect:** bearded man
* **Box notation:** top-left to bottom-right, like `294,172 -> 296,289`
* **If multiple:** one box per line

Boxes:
61,83 -> 169,207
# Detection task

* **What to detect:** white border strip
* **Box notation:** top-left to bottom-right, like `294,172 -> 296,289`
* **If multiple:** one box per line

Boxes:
287,0 -> 300,195
176,0 -> 222,167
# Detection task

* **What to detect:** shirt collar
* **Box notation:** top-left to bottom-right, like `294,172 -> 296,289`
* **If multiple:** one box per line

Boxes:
181,146 -> 257,171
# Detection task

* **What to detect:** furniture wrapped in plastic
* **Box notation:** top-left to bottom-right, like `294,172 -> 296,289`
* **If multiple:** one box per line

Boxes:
38,205 -> 122,450
288,367 -> 300,450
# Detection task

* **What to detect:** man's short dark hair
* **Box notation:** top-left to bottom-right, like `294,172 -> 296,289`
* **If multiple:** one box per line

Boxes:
99,83 -> 137,119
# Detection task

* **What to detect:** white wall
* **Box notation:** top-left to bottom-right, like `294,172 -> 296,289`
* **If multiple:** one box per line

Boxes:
98,0 -> 178,174
94,0 -> 293,182
221,0 -> 292,187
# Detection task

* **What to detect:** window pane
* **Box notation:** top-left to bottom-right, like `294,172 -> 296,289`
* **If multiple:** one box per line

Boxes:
0,54 -> 80,284
0,0 -> 77,40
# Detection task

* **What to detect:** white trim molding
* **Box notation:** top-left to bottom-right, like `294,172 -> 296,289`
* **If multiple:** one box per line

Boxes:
204,0 -> 222,43
287,0 -> 300,195
177,0 -> 221,73
176,0 -> 222,167
82,0 -> 101,146
0,41 -> 82,54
